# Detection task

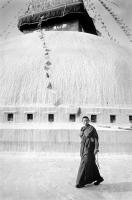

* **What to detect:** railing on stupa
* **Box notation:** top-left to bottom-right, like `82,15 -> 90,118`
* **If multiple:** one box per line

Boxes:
26,0 -> 83,15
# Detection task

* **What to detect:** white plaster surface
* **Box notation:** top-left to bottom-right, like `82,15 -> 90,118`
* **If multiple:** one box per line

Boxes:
0,153 -> 132,200
1,31 -> 132,107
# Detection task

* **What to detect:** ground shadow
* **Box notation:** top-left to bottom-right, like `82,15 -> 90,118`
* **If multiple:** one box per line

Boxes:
83,182 -> 132,192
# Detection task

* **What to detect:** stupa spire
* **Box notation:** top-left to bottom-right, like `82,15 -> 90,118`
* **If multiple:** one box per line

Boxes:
17,0 -> 132,47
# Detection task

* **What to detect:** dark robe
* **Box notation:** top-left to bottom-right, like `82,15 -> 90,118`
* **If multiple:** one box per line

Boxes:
76,124 -> 102,187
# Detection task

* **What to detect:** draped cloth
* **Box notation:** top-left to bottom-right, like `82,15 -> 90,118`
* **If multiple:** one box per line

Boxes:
76,125 -> 102,186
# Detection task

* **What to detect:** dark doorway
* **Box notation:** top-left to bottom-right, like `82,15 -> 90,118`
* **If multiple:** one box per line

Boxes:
129,115 -> 132,123
7,113 -> 13,121
48,114 -> 54,122
110,115 -> 116,123
27,113 -> 33,121
69,114 -> 76,122
91,115 -> 97,123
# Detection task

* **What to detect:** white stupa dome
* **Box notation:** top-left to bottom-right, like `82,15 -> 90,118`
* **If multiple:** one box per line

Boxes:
0,31 -> 132,107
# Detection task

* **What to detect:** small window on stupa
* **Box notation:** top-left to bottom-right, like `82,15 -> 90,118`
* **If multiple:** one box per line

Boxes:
110,115 -> 116,123
7,113 -> 13,121
91,115 -> 97,123
48,114 -> 54,122
129,115 -> 132,123
27,113 -> 33,121
69,114 -> 76,122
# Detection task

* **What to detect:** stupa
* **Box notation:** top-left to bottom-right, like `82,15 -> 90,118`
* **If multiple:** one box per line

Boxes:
0,0 -> 132,152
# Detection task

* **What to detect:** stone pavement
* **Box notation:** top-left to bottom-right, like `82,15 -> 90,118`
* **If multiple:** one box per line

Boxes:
0,153 -> 132,200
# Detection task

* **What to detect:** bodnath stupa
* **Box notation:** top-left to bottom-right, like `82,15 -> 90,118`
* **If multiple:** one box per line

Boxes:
0,0 -> 132,153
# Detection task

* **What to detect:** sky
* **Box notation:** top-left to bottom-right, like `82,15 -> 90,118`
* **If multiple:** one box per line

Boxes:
0,0 -> 132,47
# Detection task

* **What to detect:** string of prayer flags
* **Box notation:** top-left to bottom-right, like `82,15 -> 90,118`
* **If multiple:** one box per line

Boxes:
46,73 -> 49,78
47,82 -> 52,89
77,107 -> 82,117
45,61 -> 52,66
44,65 -> 50,71
38,17 -> 53,91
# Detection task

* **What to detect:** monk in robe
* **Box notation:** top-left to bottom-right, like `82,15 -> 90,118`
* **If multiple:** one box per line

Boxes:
76,116 -> 104,188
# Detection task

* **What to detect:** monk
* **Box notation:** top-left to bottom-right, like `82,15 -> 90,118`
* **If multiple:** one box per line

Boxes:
76,116 -> 104,188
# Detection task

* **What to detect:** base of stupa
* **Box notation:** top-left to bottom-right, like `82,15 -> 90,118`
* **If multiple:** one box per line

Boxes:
0,123 -> 132,153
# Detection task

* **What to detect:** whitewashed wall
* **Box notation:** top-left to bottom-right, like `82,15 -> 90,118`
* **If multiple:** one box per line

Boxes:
0,128 -> 132,153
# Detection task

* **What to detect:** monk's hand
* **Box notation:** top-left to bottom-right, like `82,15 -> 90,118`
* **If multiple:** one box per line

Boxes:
94,149 -> 99,155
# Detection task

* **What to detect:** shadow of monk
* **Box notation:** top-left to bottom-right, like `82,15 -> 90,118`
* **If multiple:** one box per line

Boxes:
83,182 -> 132,192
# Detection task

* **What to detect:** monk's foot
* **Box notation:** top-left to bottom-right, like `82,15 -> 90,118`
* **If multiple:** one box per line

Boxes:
75,184 -> 85,188
94,177 -> 104,185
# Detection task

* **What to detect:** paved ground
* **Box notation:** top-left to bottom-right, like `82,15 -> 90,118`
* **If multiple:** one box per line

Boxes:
0,153 -> 132,200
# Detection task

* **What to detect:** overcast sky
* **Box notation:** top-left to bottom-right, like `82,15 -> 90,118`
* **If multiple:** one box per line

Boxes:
0,0 -> 132,45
